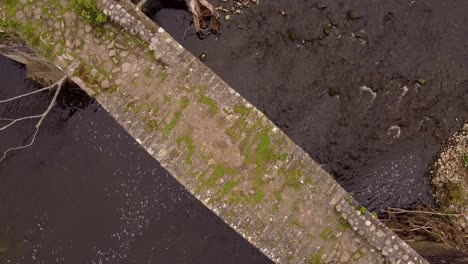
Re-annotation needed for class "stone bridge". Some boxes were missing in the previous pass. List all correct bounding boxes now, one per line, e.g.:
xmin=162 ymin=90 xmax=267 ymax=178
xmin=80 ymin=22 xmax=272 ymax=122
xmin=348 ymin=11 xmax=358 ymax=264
xmin=0 ymin=0 xmax=432 ymax=263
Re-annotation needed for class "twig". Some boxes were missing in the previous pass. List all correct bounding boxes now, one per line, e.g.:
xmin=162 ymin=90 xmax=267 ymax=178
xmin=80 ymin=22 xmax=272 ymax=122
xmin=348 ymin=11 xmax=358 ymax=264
xmin=385 ymin=207 xmax=464 ymax=217
xmin=0 ymin=76 xmax=67 ymax=162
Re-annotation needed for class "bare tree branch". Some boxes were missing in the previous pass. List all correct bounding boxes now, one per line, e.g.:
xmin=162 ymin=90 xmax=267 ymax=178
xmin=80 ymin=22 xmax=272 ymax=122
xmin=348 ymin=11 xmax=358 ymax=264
xmin=0 ymin=76 xmax=67 ymax=162
xmin=0 ymin=82 xmax=61 ymax=103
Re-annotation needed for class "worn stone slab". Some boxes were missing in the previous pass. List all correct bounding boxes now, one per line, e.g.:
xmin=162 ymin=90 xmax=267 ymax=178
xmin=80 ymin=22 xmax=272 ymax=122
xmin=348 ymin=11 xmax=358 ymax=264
xmin=0 ymin=0 xmax=429 ymax=263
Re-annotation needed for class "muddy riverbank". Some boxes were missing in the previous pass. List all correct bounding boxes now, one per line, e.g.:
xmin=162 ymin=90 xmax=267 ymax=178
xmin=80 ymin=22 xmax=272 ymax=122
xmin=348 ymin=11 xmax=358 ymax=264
xmin=0 ymin=56 xmax=271 ymax=263
xmin=145 ymin=0 xmax=468 ymax=212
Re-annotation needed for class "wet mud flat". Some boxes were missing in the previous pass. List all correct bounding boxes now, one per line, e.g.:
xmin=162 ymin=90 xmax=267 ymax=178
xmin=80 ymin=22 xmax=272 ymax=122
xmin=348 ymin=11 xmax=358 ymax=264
xmin=0 ymin=56 xmax=271 ymax=263
xmin=145 ymin=0 xmax=468 ymax=211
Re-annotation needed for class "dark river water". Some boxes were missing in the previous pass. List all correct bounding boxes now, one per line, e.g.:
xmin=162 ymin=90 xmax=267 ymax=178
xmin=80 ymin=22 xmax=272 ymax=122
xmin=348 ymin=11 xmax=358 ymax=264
xmin=144 ymin=0 xmax=468 ymax=211
xmin=0 ymin=56 xmax=271 ymax=263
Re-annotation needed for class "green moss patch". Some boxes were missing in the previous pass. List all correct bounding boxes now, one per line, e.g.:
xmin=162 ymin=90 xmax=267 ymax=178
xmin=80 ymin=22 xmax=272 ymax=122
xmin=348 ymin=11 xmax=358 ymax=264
xmin=176 ymin=135 xmax=195 ymax=165
xmin=319 ymin=226 xmax=333 ymax=240
xmin=70 ymin=0 xmax=108 ymax=27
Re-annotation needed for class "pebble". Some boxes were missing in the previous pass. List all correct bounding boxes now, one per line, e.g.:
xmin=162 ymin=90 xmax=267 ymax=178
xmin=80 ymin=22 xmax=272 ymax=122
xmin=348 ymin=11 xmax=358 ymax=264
xmin=101 ymin=79 xmax=110 ymax=89
xmin=122 ymin=62 xmax=131 ymax=73
xmin=107 ymin=41 xmax=115 ymax=49
xmin=340 ymin=252 xmax=350 ymax=262
xmin=109 ymin=49 xmax=117 ymax=57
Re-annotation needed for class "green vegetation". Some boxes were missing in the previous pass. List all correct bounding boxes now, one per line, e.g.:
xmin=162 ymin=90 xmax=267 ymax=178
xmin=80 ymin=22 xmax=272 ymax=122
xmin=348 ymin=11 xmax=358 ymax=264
xmin=463 ymin=155 xmax=468 ymax=168
xmin=253 ymin=189 xmax=265 ymax=203
xmin=0 ymin=242 xmax=6 ymax=254
xmin=0 ymin=20 xmax=61 ymax=61
xmin=284 ymin=169 xmax=303 ymax=190
xmin=354 ymin=250 xmax=365 ymax=259
xmin=70 ymin=0 xmax=108 ymax=27
xmin=319 ymin=226 xmax=333 ymax=240
xmin=338 ymin=216 xmax=351 ymax=230
xmin=158 ymin=70 xmax=168 ymax=82
xmin=233 ymin=104 xmax=252 ymax=115
xmin=289 ymin=31 xmax=297 ymax=41
xmin=308 ymin=250 xmax=323 ymax=264
xmin=198 ymin=94 xmax=219 ymax=115
xmin=163 ymin=98 xmax=189 ymax=136
xmin=176 ymin=135 xmax=195 ymax=165
xmin=255 ymin=130 xmax=274 ymax=168
xmin=446 ymin=182 xmax=465 ymax=206
xmin=217 ymin=179 xmax=239 ymax=198
xmin=359 ymin=206 xmax=367 ymax=214
xmin=196 ymin=164 xmax=237 ymax=194
xmin=290 ymin=219 xmax=303 ymax=228
xmin=144 ymin=117 xmax=158 ymax=132
xmin=2 ymin=0 xmax=19 ymax=16
xmin=144 ymin=68 xmax=152 ymax=78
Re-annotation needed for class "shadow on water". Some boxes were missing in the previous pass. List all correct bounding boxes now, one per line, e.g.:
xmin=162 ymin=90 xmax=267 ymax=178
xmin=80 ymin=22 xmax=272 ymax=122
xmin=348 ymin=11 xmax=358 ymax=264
xmin=0 ymin=55 xmax=271 ymax=264
xmin=144 ymin=0 xmax=468 ymax=212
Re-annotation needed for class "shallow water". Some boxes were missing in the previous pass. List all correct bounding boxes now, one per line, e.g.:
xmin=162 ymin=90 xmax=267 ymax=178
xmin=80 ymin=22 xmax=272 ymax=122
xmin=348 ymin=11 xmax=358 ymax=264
xmin=0 ymin=56 xmax=271 ymax=263
xmin=145 ymin=0 xmax=468 ymax=211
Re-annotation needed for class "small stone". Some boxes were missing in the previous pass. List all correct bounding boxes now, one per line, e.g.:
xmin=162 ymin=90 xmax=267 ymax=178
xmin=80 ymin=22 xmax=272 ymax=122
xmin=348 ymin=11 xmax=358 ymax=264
xmin=112 ymin=68 xmax=121 ymax=73
xmin=85 ymin=25 xmax=92 ymax=33
xmin=120 ymin=51 xmax=129 ymax=57
xmin=109 ymin=49 xmax=117 ymax=57
xmin=101 ymin=79 xmax=110 ymax=89
xmin=382 ymin=250 xmax=388 ymax=256
xmin=376 ymin=230 xmax=385 ymax=237
xmin=115 ymin=43 xmax=126 ymax=49
xmin=365 ymin=220 xmax=371 ymax=226
xmin=340 ymin=252 xmax=350 ymax=262
xmin=336 ymin=204 xmax=342 ymax=212
xmin=224 ymin=14 xmax=230 ymax=20
xmin=107 ymin=40 xmax=115 ymax=49
xmin=348 ymin=10 xmax=365 ymax=20
xmin=112 ymin=57 xmax=119 ymax=64
xmin=354 ymin=30 xmax=367 ymax=39
xmin=122 ymin=62 xmax=131 ymax=73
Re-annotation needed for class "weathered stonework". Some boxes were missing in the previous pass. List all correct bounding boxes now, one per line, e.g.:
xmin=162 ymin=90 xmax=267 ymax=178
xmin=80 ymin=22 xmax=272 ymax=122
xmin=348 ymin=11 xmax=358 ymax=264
xmin=0 ymin=0 xmax=429 ymax=263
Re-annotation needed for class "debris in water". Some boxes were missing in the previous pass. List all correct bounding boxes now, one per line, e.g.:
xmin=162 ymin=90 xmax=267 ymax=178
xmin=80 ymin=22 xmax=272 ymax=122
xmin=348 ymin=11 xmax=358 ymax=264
xmin=289 ymin=32 xmax=297 ymax=41
xmin=387 ymin=125 xmax=401 ymax=139
xmin=347 ymin=10 xmax=365 ymax=20
xmin=323 ymin=25 xmax=333 ymax=36
xmin=199 ymin=52 xmax=207 ymax=61
xmin=399 ymin=85 xmax=409 ymax=100
xmin=359 ymin=85 xmax=377 ymax=103
xmin=415 ymin=79 xmax=426 ymax=85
